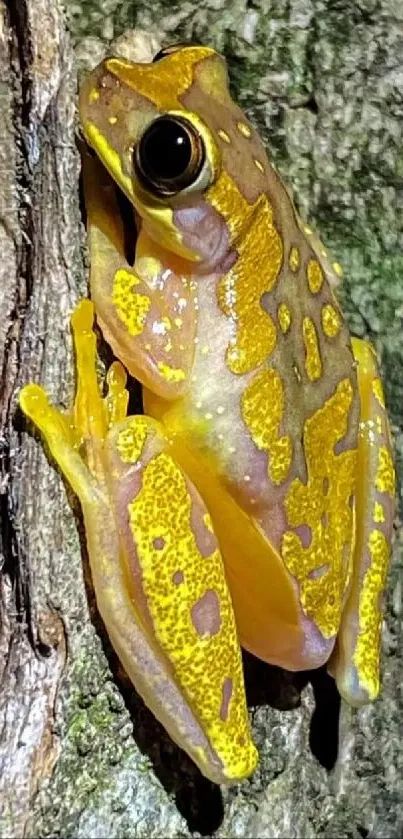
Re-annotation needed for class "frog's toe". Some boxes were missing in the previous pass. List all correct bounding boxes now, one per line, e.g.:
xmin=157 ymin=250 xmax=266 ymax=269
xmin=71 ymin=298 xmax=128 ymax=442
xmin=19 ymin=376 xmax=100 ymax=505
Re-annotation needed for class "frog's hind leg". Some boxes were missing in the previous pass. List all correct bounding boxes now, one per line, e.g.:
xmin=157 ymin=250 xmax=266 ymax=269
xmin=329 ymin=338 xmax=395 ymax=706
xmin=20 ymin=301 xmax=257 ymax=784
xmin=105 ymin=412 xmax=258 ymax=784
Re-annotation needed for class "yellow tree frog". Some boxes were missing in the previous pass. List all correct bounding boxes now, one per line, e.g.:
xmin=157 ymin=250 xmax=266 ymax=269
xmin=19 ymin=44 xmax=395 ymax=785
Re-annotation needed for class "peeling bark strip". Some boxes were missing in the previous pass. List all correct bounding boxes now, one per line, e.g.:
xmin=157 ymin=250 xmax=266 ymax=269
xmin=0 ymin=1 xmax=82 ymax=835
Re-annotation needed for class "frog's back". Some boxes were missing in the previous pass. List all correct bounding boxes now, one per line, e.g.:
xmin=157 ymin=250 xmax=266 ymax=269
xmin=176 ymin=47 xmax=360 ymax=481
xmin=77 ymin=41 xmax=392 ymax=694
xmin=176 ymin=50 xmax=360 ymax=511
xmin=131 ymin=46 xmax=361 ymax=667
xmin=173 ymin=53 xmax=361 ymax=658
xmin=158 ymin=188 xmax=360 ymax=666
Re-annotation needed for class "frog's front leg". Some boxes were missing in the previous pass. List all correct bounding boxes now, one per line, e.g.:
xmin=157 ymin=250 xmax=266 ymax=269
xmin=330 ymin=338 xmax=395 ymax=705
xmin=83 ymin=149 xmax=196 ymax=399
xmin=19 ymin=300 xmax=257 ymax=785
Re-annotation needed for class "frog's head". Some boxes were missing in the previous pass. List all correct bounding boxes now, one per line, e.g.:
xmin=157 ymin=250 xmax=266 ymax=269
xmin=80 ymin=44 xmax=267 ymax=273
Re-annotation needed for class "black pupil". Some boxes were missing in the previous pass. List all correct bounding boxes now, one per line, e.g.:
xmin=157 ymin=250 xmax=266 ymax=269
xmin=139 ymin=118 xmax=193 ymax=183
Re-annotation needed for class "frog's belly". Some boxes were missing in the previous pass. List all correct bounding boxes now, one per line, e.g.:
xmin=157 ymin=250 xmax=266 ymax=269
xmin=144 ymin=387 xmax=333 ymax=670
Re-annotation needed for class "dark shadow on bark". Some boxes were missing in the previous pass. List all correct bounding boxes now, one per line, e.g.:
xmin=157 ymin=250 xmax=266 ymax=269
xmin=308 ymin=666 xmax=341 ymax=771
xmin=243 ymin=650 xmax=306 ymax=711
xmin=243 ymin=653 xmax=341 ymax=772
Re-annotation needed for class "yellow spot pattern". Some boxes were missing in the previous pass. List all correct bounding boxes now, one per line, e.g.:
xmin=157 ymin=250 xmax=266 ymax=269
xmin=375 ymin=447 xmax=396 ymax=496
xmin=127 ymin=452 xmax=256 ymax=779
xmin=209 ymin=172 xmax=282 ymax=375
xmin=282 ymin=379 xmax=357 ymax=637
xmin=117 ymin=417 xmax=149 ymax=463
xmin=289 ymin=247 xmax=300 ymax=272
xmin=204 ymin=513 xmax=214 ymax=533
xmin=254 ymin=159 xmax=264 ymax=173
xmin=157 ymin=361 xmax=186 ymax=383
xmin=218 ymin=129 xmax=231 ymax=144
xmin=372 ymin=378 xmax=386 ymax=409
xmin=241 ymin=369 xmax=293 ymax=485
xmin=278 ymin=303 xmax=292 ymax=334
xmin=237 ymin=121 xmax=251 ymax=138
xmin=113 ymin=269 xmax=151 ymax=337
xmin=307 ymin=260 xmax=324 ymax=294
xmin=373 ymin=502 xmax=385 ymax=523
xmin=303 ymin=317 xmax=322 ymax=381
xmin=106 ymin=47 xmax=215 ymax=112
xmin=333 ymin=261 xmax=344 ymax=278
xmin=353 ymin=530 xmax=390 ymax=700
xmin=321 ymin=303 xmax=342 ymax=338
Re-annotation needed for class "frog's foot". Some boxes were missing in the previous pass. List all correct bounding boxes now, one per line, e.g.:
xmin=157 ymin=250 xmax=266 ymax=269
xmin=19 ymin=299 xmax=128 ymax=503
xmin=329 ymin=338 xmax=395 ymax=706
xmin=20 ymin=300 xmax=257 ymax=784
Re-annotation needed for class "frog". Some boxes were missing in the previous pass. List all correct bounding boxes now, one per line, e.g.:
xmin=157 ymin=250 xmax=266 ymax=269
xmin=19 ymin=43 xmax=396 ymax=785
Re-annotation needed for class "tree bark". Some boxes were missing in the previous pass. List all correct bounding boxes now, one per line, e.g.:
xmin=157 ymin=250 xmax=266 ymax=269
xmin=1 ymin=1 xmax=402 ymax=838
xmin=0 ymin=1 xmax=83 ymax=834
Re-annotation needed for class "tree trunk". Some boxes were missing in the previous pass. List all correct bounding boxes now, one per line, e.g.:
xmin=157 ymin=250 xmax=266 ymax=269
xmin=0 ymin=0 xmax=84 ymax=835
xmin=1 ymin=1 xmax=402 ymax=837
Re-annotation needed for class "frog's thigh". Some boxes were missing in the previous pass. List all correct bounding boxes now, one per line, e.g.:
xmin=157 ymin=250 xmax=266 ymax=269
xmin=103 ymin=414 xmax=257 ymax=783
xmin=329 ymin=338 xmax=395 ymax=706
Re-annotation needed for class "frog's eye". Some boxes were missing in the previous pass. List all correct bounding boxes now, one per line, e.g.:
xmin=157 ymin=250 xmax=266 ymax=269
xmin=134 ymin=115 xmax=205 ymax=197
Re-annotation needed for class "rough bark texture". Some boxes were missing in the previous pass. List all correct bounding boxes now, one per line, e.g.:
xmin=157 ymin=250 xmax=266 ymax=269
xmin=1 ymin=0 xmax=402 ymax=837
